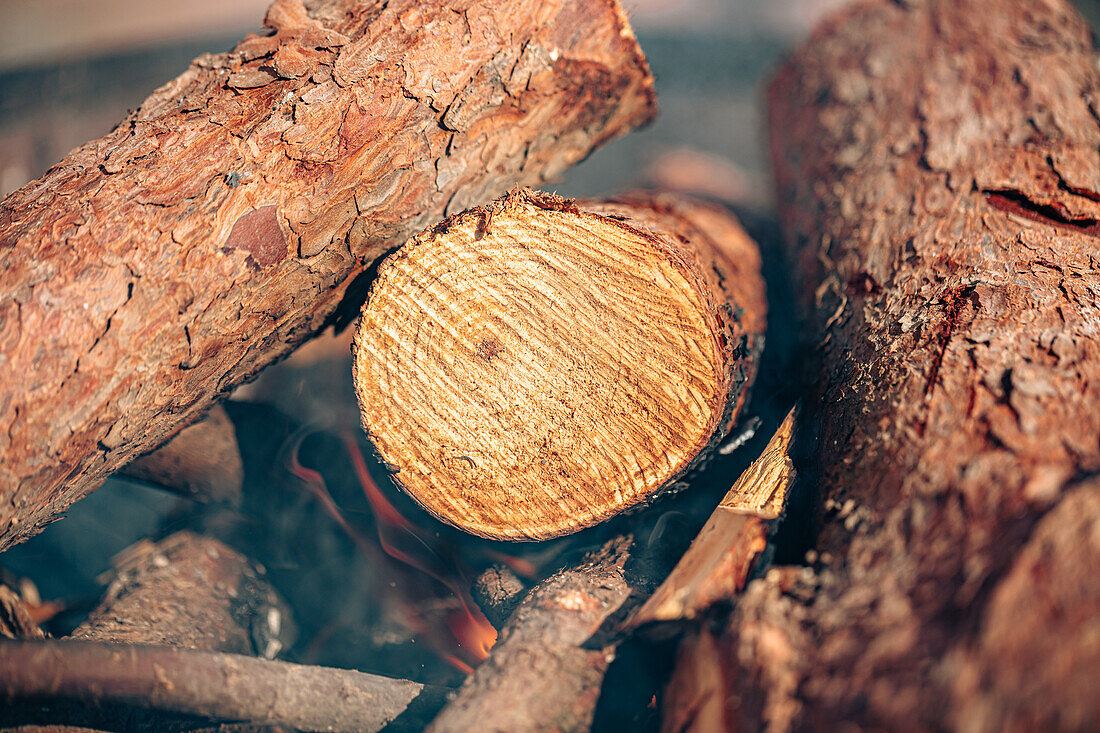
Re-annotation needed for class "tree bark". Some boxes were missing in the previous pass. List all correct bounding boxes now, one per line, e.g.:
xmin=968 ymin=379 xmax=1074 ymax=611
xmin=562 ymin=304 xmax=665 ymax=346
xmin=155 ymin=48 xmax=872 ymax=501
xmin=0 ymin=639 xmax=448 ymax=732
xmin=353 ymin=189 xmax=766 ymax=540
xmin=427 ymin=537 xmax=635 ymax=733
xmin=0 ymin=0 xmax=656 ymax=551
xmin=691 ymin=0 xmax=1100 ymax=730
xmin=71 ymin=531 xmax=293 ymax=658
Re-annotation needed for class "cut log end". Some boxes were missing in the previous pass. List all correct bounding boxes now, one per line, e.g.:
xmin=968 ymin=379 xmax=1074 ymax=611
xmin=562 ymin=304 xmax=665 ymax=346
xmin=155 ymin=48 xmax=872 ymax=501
xmin=353 ymin=189 xmax=764 ymax=541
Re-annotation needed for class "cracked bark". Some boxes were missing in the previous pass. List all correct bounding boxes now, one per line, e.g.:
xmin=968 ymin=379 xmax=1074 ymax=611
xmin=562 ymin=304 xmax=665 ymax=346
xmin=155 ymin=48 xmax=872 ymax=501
xmin=70 ymin=531 xmax=293 ymax=658
xmin=688 ymin=0 xmax=1100 ymax=730
xmin=0 ymin=0 xmax=656 ymax=551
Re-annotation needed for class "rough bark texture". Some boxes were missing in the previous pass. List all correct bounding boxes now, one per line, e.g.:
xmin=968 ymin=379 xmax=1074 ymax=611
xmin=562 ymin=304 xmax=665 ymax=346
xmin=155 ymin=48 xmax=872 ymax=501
xmin=120 ymin=404 xmax=244 ymax=505
xmin=0 ymin=639 xmax=448 ymax=732
xmin=71 ymin=531 xmax=293 ymax=658
xmin=427 ymin=537 xmax=635 ymax=733
xmin=717 ymin=0 xmax=1100 ymax=730
xmin=472 ymin=563 xmax=528 ymax=629
xmin=0 ymin=0 xmax=656 ymax=551
xmin=354 ymin=189 xmax=765 ymax=540
xmin=0 ymin=586 xmax=44 ymax=641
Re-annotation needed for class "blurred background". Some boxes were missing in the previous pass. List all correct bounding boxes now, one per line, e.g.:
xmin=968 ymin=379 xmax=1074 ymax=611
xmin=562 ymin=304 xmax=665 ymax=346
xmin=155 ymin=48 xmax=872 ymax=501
xmin=0 ymin=0 xmax=858 ymax=202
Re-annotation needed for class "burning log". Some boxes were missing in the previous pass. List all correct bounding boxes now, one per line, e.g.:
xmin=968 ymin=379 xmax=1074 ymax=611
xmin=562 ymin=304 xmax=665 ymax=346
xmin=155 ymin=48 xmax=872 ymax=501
xmin=71 ymin=531 xmax=292 ymax=658
xmin=0 ymin=0 xmax=657 ymax=552
xmin=427 ymin=537 xmax=636 ymax=733
xmin=674 ymin=0 xmax=1100 ymax=729
xmin=353 ymin=189 xmax=766 ymax=540
xmin=0 ymin=639 xmax=448 ymax=732
xmin=120 ymin=404 xmax=244 ymax=505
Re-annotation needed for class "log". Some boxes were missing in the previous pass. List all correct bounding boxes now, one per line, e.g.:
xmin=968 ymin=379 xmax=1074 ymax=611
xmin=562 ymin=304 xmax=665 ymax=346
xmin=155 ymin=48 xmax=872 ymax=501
xmin=119 ymin=404 xmax=244 ymax=505
xmin=471 ymin=563 xmax=528 ymax=629
xmin=0 ymin=586 xmax=44 ymax=641
xmin=0 ymin=0 xmax=657 ymax=551
xmin=0 ymin=639 xmax=448 ymax=732
xmin=353 ymin=189 xmax=766 ymax=540
xmin=686 ymin=0 xmax=1100 ymax=729
xmin=70 ymin=531 xmax=293 ymax=658
xmin=427 ymin=537 xmax=635 ymax=733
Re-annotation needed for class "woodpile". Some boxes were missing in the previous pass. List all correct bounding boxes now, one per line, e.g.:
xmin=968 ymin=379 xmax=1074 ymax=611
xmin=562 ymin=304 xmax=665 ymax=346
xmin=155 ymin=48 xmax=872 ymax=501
xmin=2 ymin=0 xmax=1100 ymax=730
xmin=0 ymin=0 xmax=655 ymax=552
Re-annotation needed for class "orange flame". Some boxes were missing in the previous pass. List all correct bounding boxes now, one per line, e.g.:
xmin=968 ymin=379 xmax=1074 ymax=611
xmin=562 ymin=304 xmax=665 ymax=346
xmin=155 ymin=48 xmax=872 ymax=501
xmin=285 ymin=430 xmax=497 ymax=672
xmin=342 ymin=433 xmax=497 ymax=663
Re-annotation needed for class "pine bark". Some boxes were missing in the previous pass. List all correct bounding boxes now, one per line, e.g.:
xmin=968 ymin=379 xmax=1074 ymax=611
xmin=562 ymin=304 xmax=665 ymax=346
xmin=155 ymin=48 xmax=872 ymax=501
xmin=353 ymin=189 xmax=766 ymax=540
xmin=0 ymin=0 xmax=656 ymax=551
xmin=688 ymin=0 xmax=1100 ymax=730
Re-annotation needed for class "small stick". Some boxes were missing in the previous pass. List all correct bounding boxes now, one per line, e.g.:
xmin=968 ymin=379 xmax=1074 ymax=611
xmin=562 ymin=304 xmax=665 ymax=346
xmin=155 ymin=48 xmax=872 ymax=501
xmin=0 ymin=639 xmax=448 ymax=733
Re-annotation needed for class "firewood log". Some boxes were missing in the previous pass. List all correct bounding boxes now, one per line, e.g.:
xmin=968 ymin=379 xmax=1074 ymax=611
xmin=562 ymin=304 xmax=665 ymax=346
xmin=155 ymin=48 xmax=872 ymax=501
xmin=120 ymin=404 xmax=244 ymax=505
xmin=0 ymin=0 xmax=656 ymax=551
xmin=428 ymin=537 xmax=635 ymax=733
xmin=672 ymin=0 xmax=1100 ymax=730
xmin=70 ymin=531 xmax=293 ymax=658
xmin=353 ymin=189 xmax=766 ymax=540
xmin=0 ymin=639 xmax=448 ymax=732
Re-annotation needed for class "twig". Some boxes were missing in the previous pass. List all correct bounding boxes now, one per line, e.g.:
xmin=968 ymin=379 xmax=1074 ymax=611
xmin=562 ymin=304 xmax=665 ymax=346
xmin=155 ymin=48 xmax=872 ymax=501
xmin=0 ymin=639 xmax=448 ymax=733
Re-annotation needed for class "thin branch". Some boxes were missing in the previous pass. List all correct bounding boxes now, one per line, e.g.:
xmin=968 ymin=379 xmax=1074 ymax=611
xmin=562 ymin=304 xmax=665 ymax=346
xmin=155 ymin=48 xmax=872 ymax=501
xmin=0 ymin=639 xmax=448 ymax=733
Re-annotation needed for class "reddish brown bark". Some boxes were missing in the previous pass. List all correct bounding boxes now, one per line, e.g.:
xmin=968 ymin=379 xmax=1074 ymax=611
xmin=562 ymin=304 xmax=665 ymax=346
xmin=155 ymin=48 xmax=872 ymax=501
xmin=686 ymin=0 xmax=1100 ymax=730
xmin=0 ymin=0 xmax=655 ymax=551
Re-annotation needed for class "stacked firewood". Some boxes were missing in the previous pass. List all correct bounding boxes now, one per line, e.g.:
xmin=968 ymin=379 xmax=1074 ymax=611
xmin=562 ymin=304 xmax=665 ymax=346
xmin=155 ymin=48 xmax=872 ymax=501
xmin=2 ymin=0 xmax=1099 ymax=730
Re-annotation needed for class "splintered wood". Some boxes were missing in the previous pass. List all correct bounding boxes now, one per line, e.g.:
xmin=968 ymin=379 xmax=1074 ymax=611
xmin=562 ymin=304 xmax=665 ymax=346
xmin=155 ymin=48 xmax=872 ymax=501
xmin=630 ymin=407 xmax=796 ymax=627
xmin=0 ymin=0 xmax=656 ymax=552
xmin=428 ymin=538 xmax=636 ymax=733
xmin=353 ymin=189 xmax=765 ymax=540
